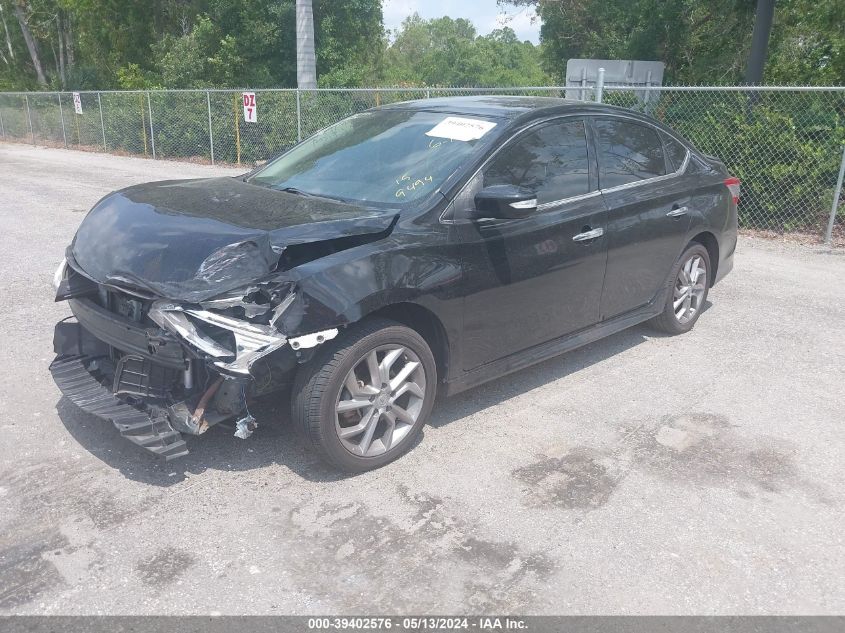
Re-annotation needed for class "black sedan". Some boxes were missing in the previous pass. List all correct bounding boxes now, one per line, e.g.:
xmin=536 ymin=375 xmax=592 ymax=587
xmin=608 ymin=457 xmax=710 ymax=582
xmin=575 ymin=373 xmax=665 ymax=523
xmin=51 ymin=96 xmax=739 ymax=471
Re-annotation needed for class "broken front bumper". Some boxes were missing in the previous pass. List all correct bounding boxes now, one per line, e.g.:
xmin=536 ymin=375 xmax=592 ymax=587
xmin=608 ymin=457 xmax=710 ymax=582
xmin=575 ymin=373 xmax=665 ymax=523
xmin=50 ymin=351 xmax=190 ymax=460
xmin=51 ymin=295 xmax=339 ymax=460
xmin=49 ymin=311 xmax=250 ymax=460
xmin=50 ymin=257 xmax=343 ymax=459
xmin=50 ymin=316 xmax=221 ymax=459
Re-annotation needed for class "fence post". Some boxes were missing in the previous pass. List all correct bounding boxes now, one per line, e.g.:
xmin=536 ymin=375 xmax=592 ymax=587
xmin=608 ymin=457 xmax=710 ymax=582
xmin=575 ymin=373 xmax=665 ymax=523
xmin=579 ymin=67 xmax=587 ymax=101
xmin=296 ymin=89 xmax=302 ymax=142
xmin=25 ymin=94 xmax=34 ymax=144
xmin=98 ymin=92 xmax=107 ymax=150
xmin=147 ymin=91 xmax=156 ymax=159
xmin=595 ymin=67 xmax=605 ymax=103
xmin=0 ymin=100 xmax=6 ymax=140
xmin=206 ymin=90 xmax=215 ymax=165
xmin=824 ymin=146 xmax=845 ymax=246
xmin=425 ymin=89 xmax=431 ymax=99
xmin=73 ymin=99 xmax=80 ymax=145
xmin=57 ymin=93 xmax=67 ymax=148
xmin=140 ymin=94 xmax=148 ymax=156
xmin=233 ymin=93 xmax=242 ymax=166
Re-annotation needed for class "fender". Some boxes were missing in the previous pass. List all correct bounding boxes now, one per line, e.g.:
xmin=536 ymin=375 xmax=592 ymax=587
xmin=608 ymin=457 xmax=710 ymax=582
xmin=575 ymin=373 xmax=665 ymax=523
xmin=274 ymin=236 xmax=465 ymax=348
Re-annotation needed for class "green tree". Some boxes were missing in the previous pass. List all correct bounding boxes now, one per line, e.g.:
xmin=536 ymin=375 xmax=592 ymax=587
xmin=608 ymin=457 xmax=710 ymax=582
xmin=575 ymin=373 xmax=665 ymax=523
xmin=0 ymin=0 xmax=384 ymax=89
xmin=475 ymin=27 xmax=549 ymax=86
xmin=314 ymin=0 xmax=384 ymax=86
xmin=152 ymin=15 xmax=245 ymax=88
xmin=381 ymin=13 xmax=548 ymax=86
xmin=504 ymin=0 xmax=755 ymax=83
xmin=58 ymin=0 xmax=206 ymax=88
xmin=765 ymin=0 xmax=845 ymax=85
xmin=504 ymin=0 xmax=844 ymax=85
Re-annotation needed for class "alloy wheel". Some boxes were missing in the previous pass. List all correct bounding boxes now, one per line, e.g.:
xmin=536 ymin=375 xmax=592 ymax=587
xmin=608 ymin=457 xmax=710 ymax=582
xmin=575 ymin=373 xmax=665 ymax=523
xmin=673 ymin=254 xmax=707 ymax=324
xmin=334 ymin=344 xmax=427 ymax=457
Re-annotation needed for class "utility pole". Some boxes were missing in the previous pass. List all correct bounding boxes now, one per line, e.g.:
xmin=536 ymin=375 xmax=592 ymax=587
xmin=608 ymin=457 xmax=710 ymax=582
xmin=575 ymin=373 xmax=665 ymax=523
xmin=296 ymin=0 xmax=317 ymax=89
xmin=744 ymin=0 xmax=775 ymax=84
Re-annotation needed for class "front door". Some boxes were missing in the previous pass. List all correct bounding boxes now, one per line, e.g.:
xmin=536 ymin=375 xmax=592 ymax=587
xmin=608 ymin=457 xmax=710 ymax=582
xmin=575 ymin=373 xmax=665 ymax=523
xmin=455 ymin=117 xmax=609 ymax=370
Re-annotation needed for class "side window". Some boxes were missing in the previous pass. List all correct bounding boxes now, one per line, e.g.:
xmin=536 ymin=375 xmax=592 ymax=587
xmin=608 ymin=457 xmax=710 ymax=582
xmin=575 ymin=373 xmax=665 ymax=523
xmin=594 ymin=119 xmax=666 ymax=188
xmin=661 ymin=132 xmax=689 ymax=172
xmin=483 ymin=119 xmax=590 ymax=205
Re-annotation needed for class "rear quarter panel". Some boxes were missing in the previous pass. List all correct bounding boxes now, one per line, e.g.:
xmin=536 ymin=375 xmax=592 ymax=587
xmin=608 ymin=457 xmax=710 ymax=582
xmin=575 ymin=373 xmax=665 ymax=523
xmin=684 ymin=163 xmax=737 ymax=284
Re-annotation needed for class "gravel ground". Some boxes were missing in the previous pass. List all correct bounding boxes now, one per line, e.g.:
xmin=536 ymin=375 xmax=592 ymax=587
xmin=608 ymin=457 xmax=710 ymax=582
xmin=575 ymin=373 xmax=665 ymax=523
xmin=1 ymin=143 xmax=844 ymax=615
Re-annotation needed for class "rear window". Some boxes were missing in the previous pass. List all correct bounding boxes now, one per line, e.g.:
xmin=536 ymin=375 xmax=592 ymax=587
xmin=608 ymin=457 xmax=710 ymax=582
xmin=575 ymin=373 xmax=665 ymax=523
xmin=661 ymin=132 xmax=690 ymax=172
xmin=594 ymin=119 xmax=666 ymax=188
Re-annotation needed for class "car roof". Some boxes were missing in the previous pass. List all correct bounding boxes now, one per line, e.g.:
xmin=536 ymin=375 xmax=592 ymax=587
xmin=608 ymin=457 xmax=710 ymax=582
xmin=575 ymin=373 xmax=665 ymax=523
xmin=378 ymin=95 xmax=631 ymax=122
xmin=378 ymin=95 xmax=691 ymax=146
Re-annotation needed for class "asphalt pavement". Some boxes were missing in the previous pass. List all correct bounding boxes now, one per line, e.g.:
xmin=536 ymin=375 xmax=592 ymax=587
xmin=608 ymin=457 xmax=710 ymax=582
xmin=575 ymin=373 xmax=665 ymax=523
xmin=0 ymin=143 xmax=843 ymax=614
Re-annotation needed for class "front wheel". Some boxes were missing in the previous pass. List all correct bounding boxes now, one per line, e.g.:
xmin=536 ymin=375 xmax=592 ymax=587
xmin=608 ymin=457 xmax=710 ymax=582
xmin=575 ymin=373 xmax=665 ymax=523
xmin=291 ymin=318 xmax=437 ymax=472
xmin=649 ymin=243 xmax=711 ymax=335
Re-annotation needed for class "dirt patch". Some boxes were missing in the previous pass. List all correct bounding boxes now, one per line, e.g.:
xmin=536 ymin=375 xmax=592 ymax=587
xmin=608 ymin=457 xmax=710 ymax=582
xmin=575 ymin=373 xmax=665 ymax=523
xmin=135 ymin=547 xmax=196 ymax=588
xmin=512 ymin=449 xmax=619 ymax=510
xmin=284 ymin=486 xmax=554 ymax=612
xmin=0 ymin=530 xmax=68 ymax=610
xmin=513 ymin=413 xmax=832 ymax=510
xmin=0 ymin=461 xmax=163 ymax=608
xmin=624 ymin=413 xmax=803 ymax=495
xmin=740 ymin=227 xmax=844 ymax=248
xmin=0 ymin=462 xmax=156 ymax=531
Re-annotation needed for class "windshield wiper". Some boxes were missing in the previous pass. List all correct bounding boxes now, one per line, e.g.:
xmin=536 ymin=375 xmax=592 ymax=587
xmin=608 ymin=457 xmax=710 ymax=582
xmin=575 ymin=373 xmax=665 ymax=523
xmin=275 ymin=186 xmax=314 ymax=197
xmin=254 ymin=181 xmax=355 ymax=204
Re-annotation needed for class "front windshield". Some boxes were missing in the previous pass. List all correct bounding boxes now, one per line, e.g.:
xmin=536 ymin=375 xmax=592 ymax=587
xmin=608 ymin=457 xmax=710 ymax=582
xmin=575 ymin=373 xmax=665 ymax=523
xmin=247 ymin=109 xmax=500 ymax=206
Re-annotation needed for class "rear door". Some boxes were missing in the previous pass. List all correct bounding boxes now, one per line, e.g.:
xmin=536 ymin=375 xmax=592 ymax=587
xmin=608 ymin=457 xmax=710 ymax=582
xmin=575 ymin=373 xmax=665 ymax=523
xmin=591 ymin=117 xmax=692 ymax=320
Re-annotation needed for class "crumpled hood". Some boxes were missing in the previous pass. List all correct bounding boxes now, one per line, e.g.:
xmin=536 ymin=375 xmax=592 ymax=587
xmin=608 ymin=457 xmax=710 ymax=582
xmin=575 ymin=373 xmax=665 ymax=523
xmin=69 ymin=177 xmax=397 ymax=301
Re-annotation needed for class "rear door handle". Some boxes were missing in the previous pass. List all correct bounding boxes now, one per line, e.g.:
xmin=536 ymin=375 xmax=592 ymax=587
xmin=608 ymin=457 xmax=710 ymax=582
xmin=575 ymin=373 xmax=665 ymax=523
xmin=667 ymin=206 xmax=688 ymax=217
xmin=573 ymin=227 xmax=604 ymax=242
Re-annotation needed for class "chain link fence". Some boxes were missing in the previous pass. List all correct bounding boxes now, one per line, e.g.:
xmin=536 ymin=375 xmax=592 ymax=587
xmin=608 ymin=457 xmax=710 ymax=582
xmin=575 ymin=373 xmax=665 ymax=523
xmin=1 ymin=86 xmax=843 ymax=243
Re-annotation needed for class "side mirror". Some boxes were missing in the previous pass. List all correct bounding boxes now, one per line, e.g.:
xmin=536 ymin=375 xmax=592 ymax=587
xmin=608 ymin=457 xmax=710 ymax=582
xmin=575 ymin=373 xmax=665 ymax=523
xmin=474 ymin=184 xmax=538 ymax=219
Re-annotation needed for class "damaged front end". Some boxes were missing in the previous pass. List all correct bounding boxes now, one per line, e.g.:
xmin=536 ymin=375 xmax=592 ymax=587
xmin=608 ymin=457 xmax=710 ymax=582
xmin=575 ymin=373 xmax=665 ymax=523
xmin=49 ymin=179 xmax=398 ymax=459
xmin=50 ymin=260 xmax=337 ymax=460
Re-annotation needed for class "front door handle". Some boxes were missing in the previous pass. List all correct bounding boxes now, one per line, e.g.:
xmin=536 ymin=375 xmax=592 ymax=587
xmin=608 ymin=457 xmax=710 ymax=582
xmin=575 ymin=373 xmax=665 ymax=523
xmin=667 ymin=206 xmax=688 ymax=217
xmin=573 ymin=227 xmax=604 ymax=242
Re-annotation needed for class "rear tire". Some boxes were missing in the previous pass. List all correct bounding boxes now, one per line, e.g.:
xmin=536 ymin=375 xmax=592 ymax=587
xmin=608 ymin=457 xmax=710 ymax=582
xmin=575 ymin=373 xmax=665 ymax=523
xmin=649 ymin=243 xmax=711 ymax=335
xmin=291 ymin=318 xmax=437 ymax=472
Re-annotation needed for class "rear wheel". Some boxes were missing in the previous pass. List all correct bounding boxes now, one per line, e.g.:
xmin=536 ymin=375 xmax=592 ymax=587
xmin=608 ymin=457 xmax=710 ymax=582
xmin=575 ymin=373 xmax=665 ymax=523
xmin=649 ymin=243 xmax=711 ymax=335
xmin=291 ymin=318 xmax=437 ymax=472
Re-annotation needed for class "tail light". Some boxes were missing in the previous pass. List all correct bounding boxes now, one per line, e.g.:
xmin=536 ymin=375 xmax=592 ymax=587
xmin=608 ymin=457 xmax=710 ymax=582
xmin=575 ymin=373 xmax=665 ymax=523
xmin=724 ymin=177 xmax=741 ymax=204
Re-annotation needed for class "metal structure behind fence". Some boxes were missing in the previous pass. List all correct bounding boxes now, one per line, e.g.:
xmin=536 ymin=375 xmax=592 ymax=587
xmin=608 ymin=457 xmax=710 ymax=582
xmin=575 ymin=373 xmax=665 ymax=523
xmin=1 ymin=85 xmax=843 ymax=242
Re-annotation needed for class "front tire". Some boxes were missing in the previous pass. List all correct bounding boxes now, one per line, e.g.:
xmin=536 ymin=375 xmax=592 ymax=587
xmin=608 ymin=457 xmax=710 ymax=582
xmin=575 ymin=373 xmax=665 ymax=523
xmin=649 ymin=243 xmax=711 ymax=335
xmin=291 ymin=318 xmax=437 ymax=472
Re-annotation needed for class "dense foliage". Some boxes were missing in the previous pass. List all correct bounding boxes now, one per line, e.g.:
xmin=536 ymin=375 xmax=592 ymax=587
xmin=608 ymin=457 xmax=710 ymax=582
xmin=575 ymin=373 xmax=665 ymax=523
xmin=505 ymin=0 xmax=844 ymax=85
xmin=0 ymin=0 xmax=385 ymax=90
xmin=3 ymin=0 xmax=841 ymax=91
xmin=0 ymin=1 xmax=548 ymax=90
xmin=381 ymin=14 xmax=547 ymax=87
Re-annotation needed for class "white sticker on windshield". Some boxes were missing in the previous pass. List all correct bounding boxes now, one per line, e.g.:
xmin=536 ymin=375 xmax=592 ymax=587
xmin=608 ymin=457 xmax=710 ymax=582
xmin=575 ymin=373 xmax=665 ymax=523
xmin=425 ymin=116 xmax=497 ymax=142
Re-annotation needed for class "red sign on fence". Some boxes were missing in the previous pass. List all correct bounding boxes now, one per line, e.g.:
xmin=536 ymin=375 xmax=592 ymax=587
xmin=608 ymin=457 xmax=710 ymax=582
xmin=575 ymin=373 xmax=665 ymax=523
xmin=242 ymin=92 xmax=257 ymax=123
